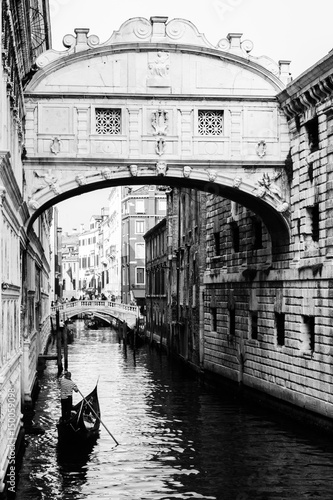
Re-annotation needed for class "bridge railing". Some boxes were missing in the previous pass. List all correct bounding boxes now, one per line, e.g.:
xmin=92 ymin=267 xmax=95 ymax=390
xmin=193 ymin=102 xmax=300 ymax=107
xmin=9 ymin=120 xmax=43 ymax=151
xmin=51 ymin=300 xmax=139 ymax=315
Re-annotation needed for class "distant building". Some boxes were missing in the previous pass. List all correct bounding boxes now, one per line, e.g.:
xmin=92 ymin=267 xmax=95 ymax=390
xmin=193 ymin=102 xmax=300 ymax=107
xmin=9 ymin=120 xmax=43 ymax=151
xmin=121 ymin=185 xmax=166 ymax=308
xmin=61 ymin=232 xmax=79 ymax=299
xmin=144 ymin=218 xmax=168 ymax=343
xmin=101 ymin=187 xmax=122 ymax=300
xmin=78 ymin=214 xmax=104 ymax=297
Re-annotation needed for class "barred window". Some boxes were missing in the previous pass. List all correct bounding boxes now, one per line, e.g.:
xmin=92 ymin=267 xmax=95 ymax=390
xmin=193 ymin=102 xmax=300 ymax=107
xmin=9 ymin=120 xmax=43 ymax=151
xmin=198 ymin=110 xmax=224 ymax=135
xmin=95 ymin=108 xmax=121 ymax=135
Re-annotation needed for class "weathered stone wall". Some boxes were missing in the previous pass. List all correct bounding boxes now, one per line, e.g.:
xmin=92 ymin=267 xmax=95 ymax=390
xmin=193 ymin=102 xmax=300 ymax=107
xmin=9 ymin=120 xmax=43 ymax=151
xmin=202 ymin=51 xmax=333 ymax=424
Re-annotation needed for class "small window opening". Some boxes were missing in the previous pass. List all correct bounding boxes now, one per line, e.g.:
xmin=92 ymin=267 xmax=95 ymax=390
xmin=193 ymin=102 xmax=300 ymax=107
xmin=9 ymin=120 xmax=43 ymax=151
xmin=230 ymin=222 xmax=240 ymax=252
xmin=252 ymin=218 xmax=263 ymax=250
xmin=229 ymin=308 xmax=236 ymax=336
xmin=214 ymin=231 xmax=221 ymax=256
xmin=250 ymin=311 xmax=258 ymax=340
xmin=306 ymin=116 xmax=319 ymax=153
xmin=276 ymin=312 xmax=285 ymax=346
xmin=211 ymin=307 xmax=217 ymax=331
xmin=301 ymin=315 xmax=315 ymax=352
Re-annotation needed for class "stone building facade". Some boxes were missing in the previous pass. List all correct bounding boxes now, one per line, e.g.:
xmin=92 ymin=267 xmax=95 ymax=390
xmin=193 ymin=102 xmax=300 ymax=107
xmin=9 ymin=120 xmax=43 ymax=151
xmin=0 ymin=1 xmax=52 ymax=496
xmin=145 ymin=49 xmax=333 ymax=429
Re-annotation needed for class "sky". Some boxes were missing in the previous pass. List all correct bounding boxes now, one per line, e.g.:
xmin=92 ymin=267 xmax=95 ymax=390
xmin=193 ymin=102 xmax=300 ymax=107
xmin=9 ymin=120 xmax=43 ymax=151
xmin=51 ymin=0 xmax=333 ymax=232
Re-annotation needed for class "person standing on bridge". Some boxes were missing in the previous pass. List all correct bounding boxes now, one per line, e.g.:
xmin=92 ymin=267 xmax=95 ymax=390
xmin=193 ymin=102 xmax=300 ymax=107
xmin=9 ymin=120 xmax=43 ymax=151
xmin=59 ymin=371 xmax=78 ymax=421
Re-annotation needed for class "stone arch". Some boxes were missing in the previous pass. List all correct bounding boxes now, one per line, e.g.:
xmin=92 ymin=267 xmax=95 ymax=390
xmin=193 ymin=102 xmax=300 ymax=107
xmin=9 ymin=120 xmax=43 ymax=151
xmin=26 ymin=166 xmax=290 ymax=251
xmin=24 ymin=16 xmax=291 ymax=251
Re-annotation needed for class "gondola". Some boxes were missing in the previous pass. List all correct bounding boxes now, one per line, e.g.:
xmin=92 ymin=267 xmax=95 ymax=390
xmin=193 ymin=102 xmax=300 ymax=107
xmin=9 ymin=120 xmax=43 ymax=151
xmin=57 ymin=385 xmax=100 ymax=443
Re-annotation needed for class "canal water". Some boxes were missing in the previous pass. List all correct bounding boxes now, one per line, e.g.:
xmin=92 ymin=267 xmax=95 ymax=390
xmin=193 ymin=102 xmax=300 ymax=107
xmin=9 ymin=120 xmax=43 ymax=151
xmin=14 ymin=321 xmax=333 ymax=499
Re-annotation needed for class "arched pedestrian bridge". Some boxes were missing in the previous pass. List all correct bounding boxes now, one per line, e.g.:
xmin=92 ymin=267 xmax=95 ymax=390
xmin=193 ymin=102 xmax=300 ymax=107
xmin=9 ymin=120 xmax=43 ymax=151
xmin=52 ymin=300 xmax=139 ymax=329
xmin=23 ymin=16 xmax=292 ymax=250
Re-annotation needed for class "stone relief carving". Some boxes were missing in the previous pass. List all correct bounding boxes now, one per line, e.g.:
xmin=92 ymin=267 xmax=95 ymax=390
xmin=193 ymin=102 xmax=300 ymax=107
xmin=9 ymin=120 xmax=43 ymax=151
xmin=151 ymin=110 xmax=168 ymax=135
xmin=148 ymin=52 xmax=170 ymax=78
xmin=101 ymin=168 xmax=113 ymax=180
xmin=0 ymin=186 xmax=6 ymax=203
xmin=50 ymin=137 xmax=62 ymax=155
xmin=183 ymin=166 xmax=192 ymax=178
xmin=233 ymin=176 xmax=243 ymax=188
xmin=156 ymin=161 xmax=167 ymax=176
xmin=32 ymin=170 xmax=62 ymax=195
xmin=207 ymin=170 xmax=217 ymax=182
xmin=256 ymin=140 xmax=267 ymax=158
xmin=129 ymin=164 xmax=138 ymax=176
xmin=253 ymin=170 xmax=289 ymax=211
xmin=28 ymin=198 xmax=40 ymax=210
xmin=155 ymin=137 xmax=165 ymax=156
xmin=75 ymin=174 xmax=87 ymax=186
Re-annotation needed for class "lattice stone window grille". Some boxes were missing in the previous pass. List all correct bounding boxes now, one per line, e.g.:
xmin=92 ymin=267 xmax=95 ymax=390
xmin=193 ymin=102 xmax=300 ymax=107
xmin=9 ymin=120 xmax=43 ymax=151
xmin=95 ymin=108 xmax=121 ymax=135
xmin=198 ymin=110 xmax=224 ymax=135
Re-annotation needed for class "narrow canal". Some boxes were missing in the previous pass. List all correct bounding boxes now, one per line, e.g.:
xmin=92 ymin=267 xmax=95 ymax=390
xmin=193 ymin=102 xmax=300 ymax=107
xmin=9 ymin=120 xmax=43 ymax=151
xmin=14 ymin=321 xmax=333 ymax=499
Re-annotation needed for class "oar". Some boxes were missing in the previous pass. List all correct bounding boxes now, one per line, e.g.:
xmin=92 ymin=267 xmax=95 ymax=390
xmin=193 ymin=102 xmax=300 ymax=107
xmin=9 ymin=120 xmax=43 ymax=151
xmin=77 ymin=388 xmax=119 ymax=446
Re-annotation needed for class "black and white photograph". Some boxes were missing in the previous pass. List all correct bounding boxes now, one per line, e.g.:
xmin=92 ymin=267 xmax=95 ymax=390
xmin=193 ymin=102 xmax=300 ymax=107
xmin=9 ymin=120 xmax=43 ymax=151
xmin=1 ymin=1 xmax=333 ymax=499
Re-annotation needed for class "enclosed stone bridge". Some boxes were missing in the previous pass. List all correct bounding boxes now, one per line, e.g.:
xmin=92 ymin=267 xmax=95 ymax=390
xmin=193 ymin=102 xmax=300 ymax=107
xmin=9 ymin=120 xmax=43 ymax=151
xmin=23 ymin=16 xmax=292 ymax=249
xmin=52 ymin=300 xmax=139 ymax=328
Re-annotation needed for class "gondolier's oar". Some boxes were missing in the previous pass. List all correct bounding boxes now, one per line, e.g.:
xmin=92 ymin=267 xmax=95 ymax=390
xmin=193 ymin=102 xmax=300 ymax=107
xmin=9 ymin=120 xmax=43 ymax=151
xmin=77 ymin=388 xmax=119 ymax=446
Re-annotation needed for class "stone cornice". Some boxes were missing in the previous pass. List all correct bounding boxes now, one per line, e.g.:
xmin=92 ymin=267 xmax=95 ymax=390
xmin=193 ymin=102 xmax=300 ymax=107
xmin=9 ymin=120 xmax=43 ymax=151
xmin=277 ymin=51 xmax=333 ymax=119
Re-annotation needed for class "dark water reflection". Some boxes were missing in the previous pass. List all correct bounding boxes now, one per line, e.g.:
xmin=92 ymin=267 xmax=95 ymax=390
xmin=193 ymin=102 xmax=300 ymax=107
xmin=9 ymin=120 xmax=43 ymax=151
xmin=15 ymin=322 xmax=333 ymax=499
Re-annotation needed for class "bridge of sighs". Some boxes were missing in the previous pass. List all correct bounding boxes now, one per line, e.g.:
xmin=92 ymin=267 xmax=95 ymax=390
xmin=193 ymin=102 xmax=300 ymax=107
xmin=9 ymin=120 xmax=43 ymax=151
xmin=23 ymin=16 xmax=291 ymax=249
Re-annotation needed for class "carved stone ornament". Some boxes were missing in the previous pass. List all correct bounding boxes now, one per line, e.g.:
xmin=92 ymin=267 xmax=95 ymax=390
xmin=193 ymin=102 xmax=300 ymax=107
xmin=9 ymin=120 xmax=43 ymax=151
xmin=207 ymin=170 xmax=217 ymax=182
xmin=256 ymin=140 xmax=267 ymax=158
xmin=253 ymin=172 xmax=283 ymax=200
xmin=50 ymin=137 xmax=62 ymax=155
xmin=233 ymin=176 xmax=242 ymax=188
xmin=156 ymin=161 xmax=167 ymax=176
xmin=28 ymin=197 xmax=40 ymax=210
xmin=151 ymin=109 xmax=168 ymax=135
xmin=75 ymin=174 xmax=87 ymax=186
xmin=183 ymin=166 xmax=192 ymax=178
xmin=129 ymin=164 xmax=138 ymax=177
xmin=155 ymin=137 xmax=165 ymax=156
xmin=32 ymin=169 xmax=62 ymax=195
xmin=276 ymin=201 xmax=289 ymax=212
xmin=101 ymin=168 xmax=112 ymax=180
xmin=0 ymin=185 xmax=6 ymax=203
xmin=148 ymin=51 xmax=170 ymax=78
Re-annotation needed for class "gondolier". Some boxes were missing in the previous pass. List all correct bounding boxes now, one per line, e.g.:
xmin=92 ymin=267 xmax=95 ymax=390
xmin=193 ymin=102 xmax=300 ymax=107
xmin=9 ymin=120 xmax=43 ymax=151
xmin=59 ymin=371 xmax=78 ymax=421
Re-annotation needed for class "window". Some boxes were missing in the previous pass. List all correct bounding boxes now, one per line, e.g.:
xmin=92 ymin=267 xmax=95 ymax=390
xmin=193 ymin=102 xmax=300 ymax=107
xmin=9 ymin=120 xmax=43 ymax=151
xmin=136 ymin=220 xmax=145 ymax=234
xmin=95 ymin=108 xmax=121 ymax=135
xmin=252 ymin=218 xmax=263 ymax=250
xmin=276 ymin=312 xmax=285 ymax=346
xmin=230 ymin=222 xmax=240 ymax=252
xmin=136 ymin=267 xmax=145 ymax=284
xmin=214 ymin=231 xmax=221 ymax=256
xmin=135 ymin=243 xmax=145 ymax=259
xmin=250 ymin=311 xmax=258 ymax=340
xmin=305 ymin=116 xmax=319 ymax=153
xmin=310 ymin=204 xmax=320 ymax=242
xmin=136 ymin=200 xmax=145 ymax=213
xmin=301 ymin=315 xmax=315 ymax=352
xmin=229 ymin=308 xmax=235 ymax=336
xmin=159 ymin=199 xmax=167 ymax=212
xmin=210 ymin=307 xmax=217 ymax=331
xmin=198 ymin=110 xmax=224 ymax=135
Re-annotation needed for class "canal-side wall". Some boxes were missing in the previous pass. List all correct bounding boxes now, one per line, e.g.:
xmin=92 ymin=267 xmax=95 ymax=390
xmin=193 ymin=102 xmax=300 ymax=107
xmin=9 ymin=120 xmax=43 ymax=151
xmin=202 ymin=50 xmax=333 ymax=429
